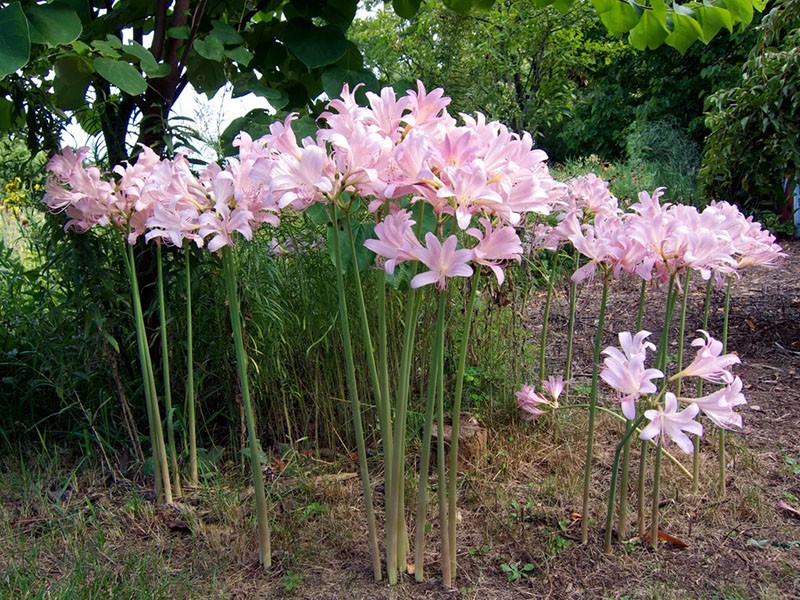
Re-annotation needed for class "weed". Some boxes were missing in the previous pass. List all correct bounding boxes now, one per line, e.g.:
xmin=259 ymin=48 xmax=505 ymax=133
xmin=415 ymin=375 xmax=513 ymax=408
xmin=283 ymin=570 xmax=304 ymax=594
xmin=499 ymin=561 xmax=535 ymax=582
xmin=783 ymin=455 xmax=800 ymax=476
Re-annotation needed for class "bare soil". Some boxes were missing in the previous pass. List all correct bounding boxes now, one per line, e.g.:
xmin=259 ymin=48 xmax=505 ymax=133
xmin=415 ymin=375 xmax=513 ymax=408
xmin=2 ymin=241 xmax=799 ymax=600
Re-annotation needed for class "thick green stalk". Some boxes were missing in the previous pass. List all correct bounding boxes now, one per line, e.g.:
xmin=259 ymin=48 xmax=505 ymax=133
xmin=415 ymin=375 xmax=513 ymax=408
xmin=125 ymin=244 xmax=172 ymax=504
xmin=604 ymin=413 xmax=646 ymax=552
xmin=580 ymin=273 xmax=610 ymax=544
xmin=386 ymin=287 xmax=420 ymax=584
xmin=719 ymin=277 xmax=733 ymax=496
xmin=539 ymin=252 xmax=560 ymax=385
xmin=650 ymin=442 xmax=664 ymax=549
xmin=617 ymin=279 xmax=648 ymax=540
xmin=433 ymin=293 xmax=451 ymax=587
xmin=639 ymin=274 xmax=677 ymax=534
xmin=327 ymin=213 xmax=381 ymax=582
xmin=156 ymin=244 xmax=182 ymax=497
xmin=221 ymin=247 xmax=271 ymax=570
xmin=675 ymin=269 xmax=692 ymax=398
xmin=185 ymin=249 xmax=198 ymax=486
xmin=414 ymin=303 xmax=444 ymax=582
xmin=344 ymin=213 xmax=390 ymax=460
xmin=693 ymin=278 xmax=713 ymax=491
xmin=564 ymin=252 xmax=580 ymax=402
xmin=446 ymin=270 xmax=481 ymax=580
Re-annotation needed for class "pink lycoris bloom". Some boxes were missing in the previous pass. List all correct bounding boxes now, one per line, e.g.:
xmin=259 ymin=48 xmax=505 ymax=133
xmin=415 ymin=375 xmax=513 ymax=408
xmin=601 ymin=331 xmax=663 ymax=419
xmin=639 ymin=393 xmax=703 ymax=454
xmin=363 ymin=209 xmax=423 ymax=274
xmin=410 ymin=233 xmax=474 ymax=291
xmin=672 ymin=330 xmax=740 ymax=384
xmin=466 ymin=218 xmax=522 ymax=285
xmin=515 ymin=385 xmax=549 ymax=420
xmin=542 ymin=375 xmax=565 ymax=406
xmin=690 ymin=376 xmax=746 ymax=429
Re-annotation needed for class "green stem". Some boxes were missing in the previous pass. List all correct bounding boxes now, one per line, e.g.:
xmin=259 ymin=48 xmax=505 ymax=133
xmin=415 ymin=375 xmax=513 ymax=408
xmin=604 ymin=414 xmax=646 ymax=552
xmin=125 ymin=243 xmax=172 ymax=504
xmin=414 ymin=298 xmax=444 ymax=582
xmin=387 ymin=287 xmax=420 ymax=584
xmin=675 ymin=270 xmax=692 ymax=398
xmin=719 ymin=277 xmax=732 ymax=496
xmin=328 ymin=211 xmax=381 ymax=582
xmin=446 ymin=270 xmax=480 ymax=580
xmin=434 ymin=293 xmax=452 ymax=588
xmin=617 ymin=279 xmax=648 ymax=541
xmin=185 ymin=249 xmax=198 ymax=486
xmin=580 ymin=272 xmax=610 ymax=544
xmin=650 ymin=442 xmax=663 ymax=549
xmin=221 ymin=246 xmax=271 ymax=570
xmin=156 ymin=244 xmax=182 ymax=497
xmin=693 ymin=278 xmax=713 ymax=492
xmin=639 ymin=273 xmax=677 ymax=534
xmin=564 ymin=252 xmax=580 ymax=403
xmin=122 ymin=245 xmax=162 ymax=500
xmin=539 ymin=252 xmax=560 ymax=385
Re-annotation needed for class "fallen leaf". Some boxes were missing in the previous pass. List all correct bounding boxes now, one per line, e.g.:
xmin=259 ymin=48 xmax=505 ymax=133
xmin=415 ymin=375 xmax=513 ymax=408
xmin=639 ymin=529 xmax=688 ymax=548
xmin=570 ymin=512 xmax=581 ymax=521
xmin=745 ymin=317 xmax=757 ymax=331
xmin=406 ymin=563 xmax=415 ymax=575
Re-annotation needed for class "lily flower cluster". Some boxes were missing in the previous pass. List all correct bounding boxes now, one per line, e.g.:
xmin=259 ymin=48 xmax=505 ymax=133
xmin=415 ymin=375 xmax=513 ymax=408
xmin=237 ymin=82 xmax=564 ymax=290
xmin=516 ymin=375 xmax=565 ymax=420
xmin=600 ymin=329 xmax=745 ymax=453
xmin=544 ymin=178 xmax=784 ymax=286
xmin=44 ymin=143 xmax=281 ymax=250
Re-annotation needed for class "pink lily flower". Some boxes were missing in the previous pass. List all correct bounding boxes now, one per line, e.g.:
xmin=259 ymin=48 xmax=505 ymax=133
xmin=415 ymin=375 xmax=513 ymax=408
xmin=639 ymin=393 xmax=703 ymax=454
xmin=672 ymin=330 xmax=740 ymax=384
xmin=690 ymin=376 xmax=746 ymax=429
xmin=363 ymin=209 xmax=423 ymax=275
xmin=542 ymin=375 xmax=565 ymax=406
xmin=515 ymin=385 xmax=550 ymax=420
xmin=600 ymin=351 xmax=664 ymax=420
xmin=466 ymin=218 xmax=522 ymax=285
xmin=410 ymin=233 xmax=474 ymax=291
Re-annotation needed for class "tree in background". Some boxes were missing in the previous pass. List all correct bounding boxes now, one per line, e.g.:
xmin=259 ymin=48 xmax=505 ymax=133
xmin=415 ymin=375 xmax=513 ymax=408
xmin=701 ymin=0 xmax=800 ymax=216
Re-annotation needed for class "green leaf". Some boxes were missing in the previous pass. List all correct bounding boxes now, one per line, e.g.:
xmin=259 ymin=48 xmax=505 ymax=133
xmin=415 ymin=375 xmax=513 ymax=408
xmin=665 ymin=12 xmax=703 ymax=53
xmin=211 ymin=20 xmax=244 ymax=45
xmin=92 ymin=57 xmax=147 ymax=95
xmin=25 ymin=2 xmax=82 ymax=46
xmin=694 ymin=5 xmax=734 ymax=43
xmin=220 ymin=109 xmax=277 ymax=156
xmin=74 ymin=106 xmax=102 ymax=135
xmin=321 ymin=66 xmax=378 ymax=101
xmin=280 ymin=21 xmax=348 ymax=70
xmin=628 ymin=0 xmax=669 ymax=50
xmin=591 ymin=0 xmax=639 ymax=34
xmin=167 ymin=25 xmax=190 ymax=40
xmin=722 ymin=0 xmax=754 ymax=28
xmin=392 ymin=0 xmax=422 ymax=18
xmin=305 ymin=202 xmax=330 ymax=226
xmin=245 ymin=80 xmax=289 ymax=109
xmin=327 ymin=220 xmax=376 ymax=273
xmin=185 ymin=53 xmax=226 ymax=96
xmin=122 ymin=41 xmax=170 ymax=78
xmin=54 ymin=55 xmax=92 ymax=109
xmin=443 ymin=0 xmax=477 ymax=14
xmin=193 ymin=35 xmax=225 ymax=62
xmin=0 ymin=3 xmax=31 ymax=79
xmin=224 ymin=45 xmax=253 ymax=66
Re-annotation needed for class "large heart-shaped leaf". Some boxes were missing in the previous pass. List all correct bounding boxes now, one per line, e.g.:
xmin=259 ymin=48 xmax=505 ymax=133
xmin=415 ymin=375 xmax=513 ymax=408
xmin=93 ymin=57 xmax=147 ymax=95
xmin=25 ymin=2 xmax=82 ymax=46
xmin=0 ymin=3 xmax=30 ymax=79
xmin=54 ymin=55 xmax=93 ymax=109
xmin=591 ymin=0 xmax=639 ymax=34
xmin=628 ymin=0 xmax=669 ymax=50
xmin=393 ymin=0 xmax=422 ymax=18
xmin=280 ymin=20 xmax=347 ymax=70
xmin=665 ymin=12 xmax=703 ymax=54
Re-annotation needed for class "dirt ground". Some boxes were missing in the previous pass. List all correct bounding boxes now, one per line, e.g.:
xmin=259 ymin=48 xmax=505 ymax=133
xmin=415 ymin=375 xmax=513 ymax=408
xmin=2 ymin=240 xmax=799 ymax=599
